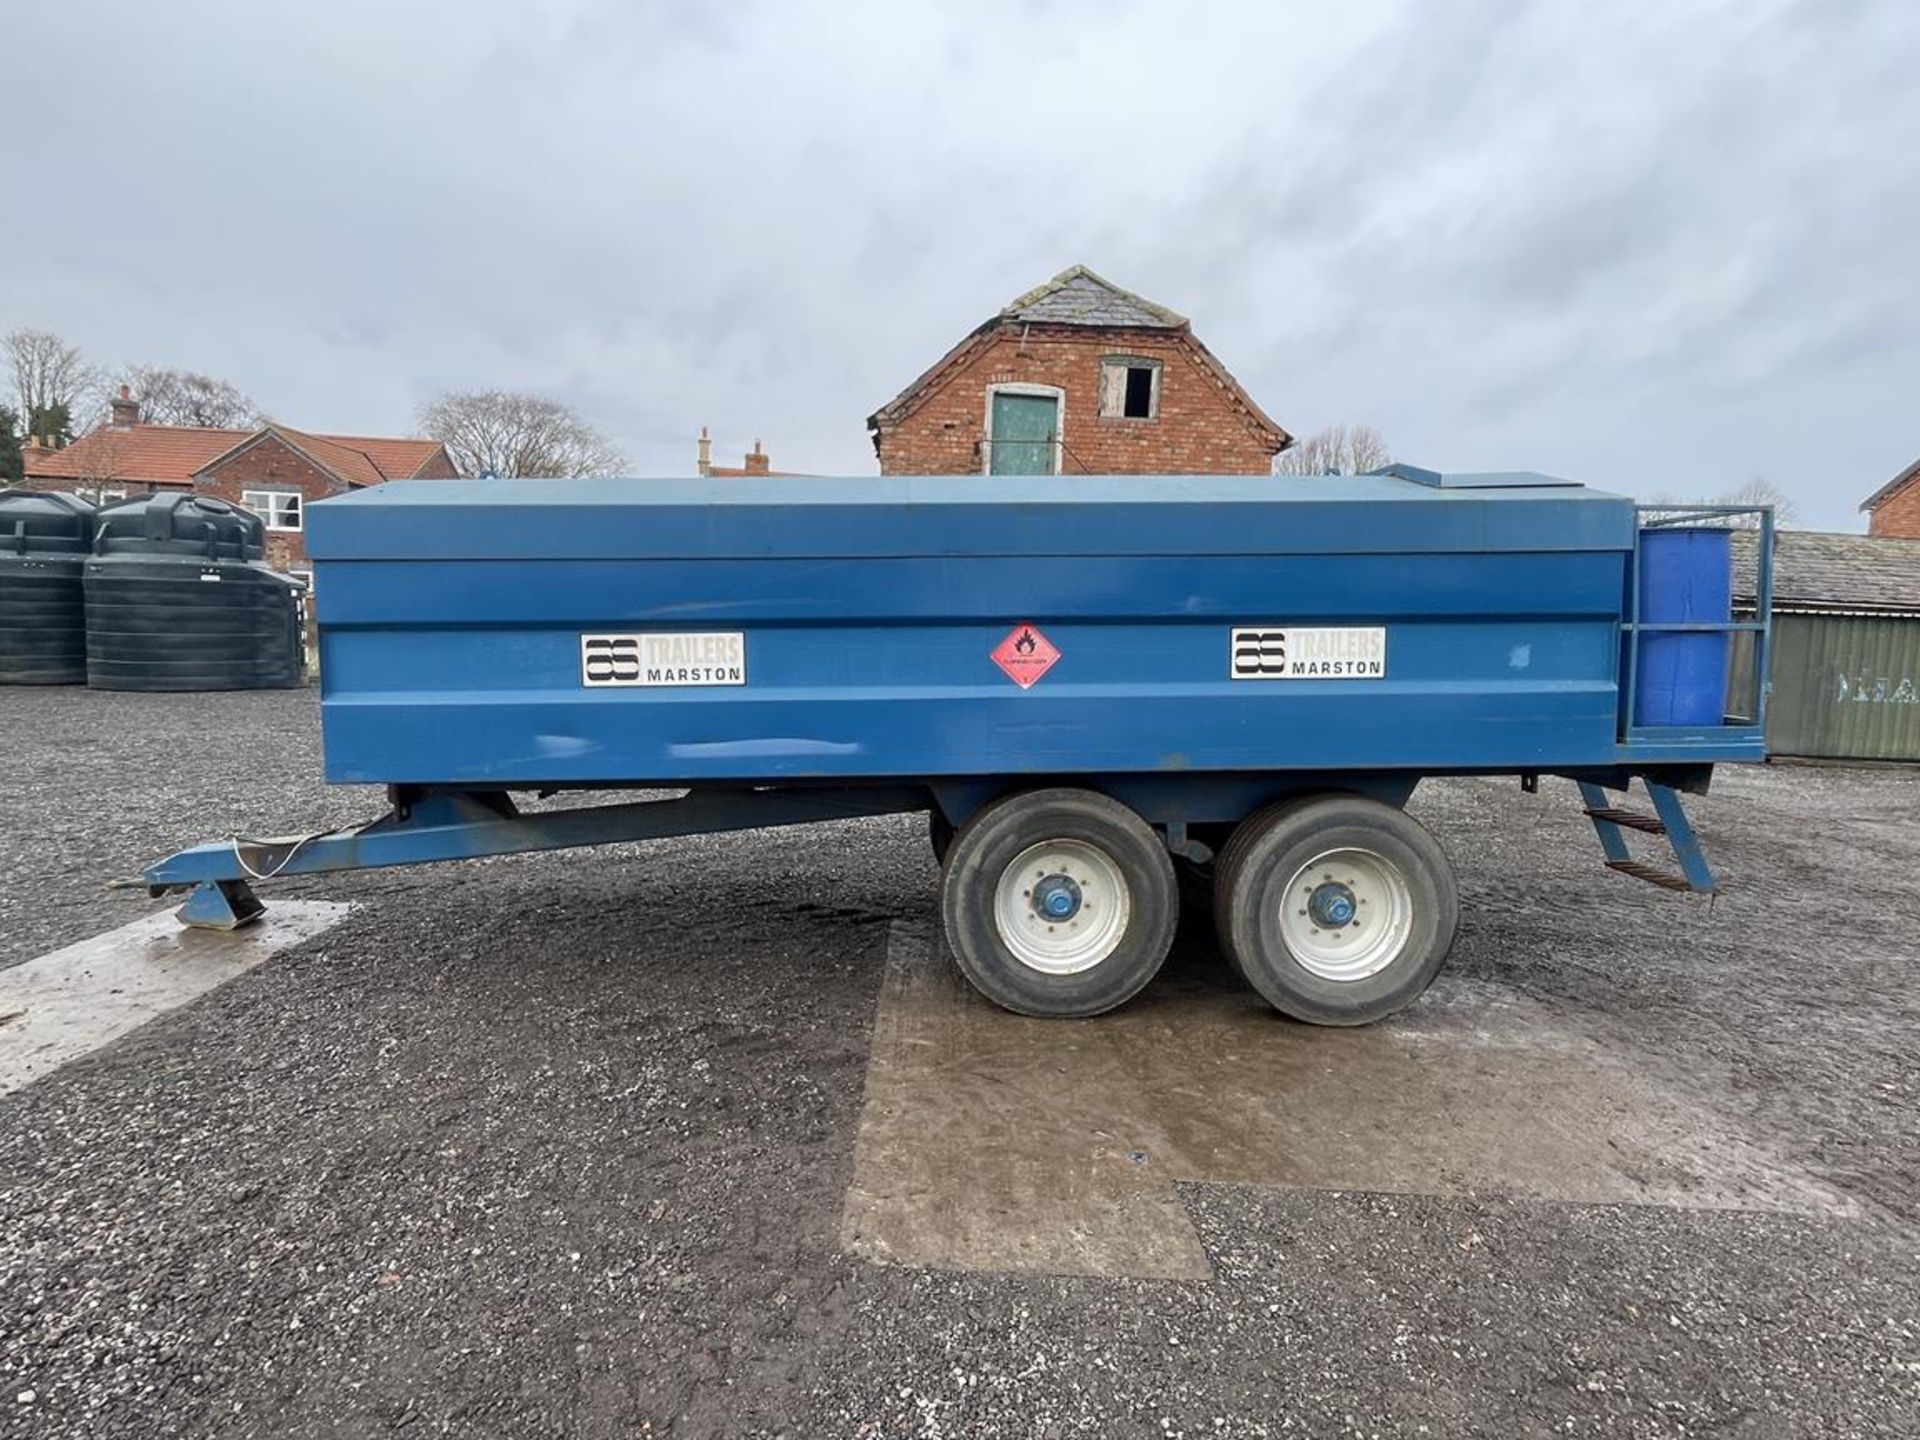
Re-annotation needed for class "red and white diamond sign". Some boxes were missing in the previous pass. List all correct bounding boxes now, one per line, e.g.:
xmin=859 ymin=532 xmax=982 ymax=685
xmin=990 ymin=623 xmax=1060 ymax=689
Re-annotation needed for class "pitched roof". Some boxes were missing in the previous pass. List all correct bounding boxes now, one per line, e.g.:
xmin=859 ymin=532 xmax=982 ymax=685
xmin=23 ymin=424 xmax=249 ymax=484
xmin=1860 ymin=457 xmax=1920 ymax=513
xmin=868 ymin=265 xmax=1289 ymax=452
xmin=296 ymin=431 xmax=448 ymax=481
xmin=1732 ymin=528 xmax=1920 ymax=616
xmin=25 ymin=422 xmax=453 ymax=487
xmin=1000 ymin=265 xmax=1188 ymax=329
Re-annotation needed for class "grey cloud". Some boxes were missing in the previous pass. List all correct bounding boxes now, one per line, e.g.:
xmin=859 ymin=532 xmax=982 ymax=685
xmin=2 ymin=0 xmax=1915 ymax=522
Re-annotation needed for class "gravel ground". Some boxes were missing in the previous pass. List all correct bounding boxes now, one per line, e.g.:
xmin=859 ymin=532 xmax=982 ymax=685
xmin=2 ymin=687 xmax=1917 ymax=1438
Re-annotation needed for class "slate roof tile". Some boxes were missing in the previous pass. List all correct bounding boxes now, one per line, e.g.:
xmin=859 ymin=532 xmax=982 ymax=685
xmin=1733 ymin=528 xmax=1920 ymax=615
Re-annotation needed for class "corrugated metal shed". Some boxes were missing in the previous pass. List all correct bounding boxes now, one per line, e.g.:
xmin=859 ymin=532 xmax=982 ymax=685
xmin=1730 ymin=529 xmax=1920 ymax=760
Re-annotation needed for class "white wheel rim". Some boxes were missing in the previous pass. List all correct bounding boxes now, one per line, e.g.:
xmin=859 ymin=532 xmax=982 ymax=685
xmin=993 ymin=839 xmax=1132 ymax=976
xmin=1279 ymin=847 xmax=1414 ymax=983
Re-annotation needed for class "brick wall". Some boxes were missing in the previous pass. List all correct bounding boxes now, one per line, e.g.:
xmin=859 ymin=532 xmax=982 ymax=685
xmin=413 ymin=449 xmax=460 ymax=481
xmin=198 ymin=435 xmax=348 ymax=571
xmin=1868 ymin=478 xmax=1920 ymax=539
xmin=873 ymin=325 xmax=1279 ymax=476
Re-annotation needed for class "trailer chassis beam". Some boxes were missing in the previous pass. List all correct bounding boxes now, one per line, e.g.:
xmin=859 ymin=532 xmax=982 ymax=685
xmin=142 ymin=786 xmax=932 ymax=927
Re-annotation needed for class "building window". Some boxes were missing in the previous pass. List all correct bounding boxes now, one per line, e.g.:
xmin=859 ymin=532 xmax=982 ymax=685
xmin=78 ymin=484 xmax=126 ymax=505
xmin=241 ymin=490 xmax=302 ymax=531
xmin=1099 ymin=358 xmax=1161 ymax=420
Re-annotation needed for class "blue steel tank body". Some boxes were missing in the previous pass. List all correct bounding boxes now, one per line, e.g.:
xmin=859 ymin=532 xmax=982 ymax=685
xmin=305 ymin=469 xmax=1757 ymax=787
xmin=141 ymin=466 xmax=1770 ymax=1024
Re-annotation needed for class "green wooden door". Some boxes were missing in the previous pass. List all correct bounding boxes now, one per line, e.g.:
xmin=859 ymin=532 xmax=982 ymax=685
xmin=988 ymin=392 xmax=1058 ymax=475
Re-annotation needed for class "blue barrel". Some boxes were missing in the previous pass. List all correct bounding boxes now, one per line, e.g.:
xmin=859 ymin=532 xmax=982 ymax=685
xmin=1633 ymin=526 xmax=1732 ymax=727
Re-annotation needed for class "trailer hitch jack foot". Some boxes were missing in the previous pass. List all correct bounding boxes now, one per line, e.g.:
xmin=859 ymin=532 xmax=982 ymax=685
xmin=176 ymin=879 xmax=265 ymax=931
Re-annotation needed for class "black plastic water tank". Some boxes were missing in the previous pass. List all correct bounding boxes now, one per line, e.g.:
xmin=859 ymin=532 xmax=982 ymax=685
xmin=0 ymin=489 xmax=96 ymax=685
xmin=84 ymin=493 xmax=307 ymax=691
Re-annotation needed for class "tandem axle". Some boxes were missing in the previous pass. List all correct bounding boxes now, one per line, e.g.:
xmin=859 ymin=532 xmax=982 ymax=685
xmin=137 ymin=770 xmax=1720 ymax=1027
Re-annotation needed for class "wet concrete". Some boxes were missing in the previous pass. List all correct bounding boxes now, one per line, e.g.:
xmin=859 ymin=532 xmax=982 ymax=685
xmin=843 ymin=922 xmax=1863 ymax=1281
xmin=0 ymin=900 xmax=352 ymax=1096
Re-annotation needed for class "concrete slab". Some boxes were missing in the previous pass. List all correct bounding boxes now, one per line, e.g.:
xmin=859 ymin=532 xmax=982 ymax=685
xmin=843 ymin=924 xmax=1862 ymax=1281
xmin=0 ymin=901 xmax=351 ymax=1097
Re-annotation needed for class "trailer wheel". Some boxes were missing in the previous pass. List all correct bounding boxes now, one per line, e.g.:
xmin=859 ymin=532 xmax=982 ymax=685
xmin=941 ymin=788 xmax=1178 ymax=1017
xmin=1214 ymin=794 xmax=1457 ymax=1026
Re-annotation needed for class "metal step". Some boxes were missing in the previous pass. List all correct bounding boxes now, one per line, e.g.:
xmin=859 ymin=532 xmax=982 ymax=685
xmin=1605 ymin=858 xmax=1700 ymax=892
xmin=1583 ymin=806 xmax=1668 ymax=836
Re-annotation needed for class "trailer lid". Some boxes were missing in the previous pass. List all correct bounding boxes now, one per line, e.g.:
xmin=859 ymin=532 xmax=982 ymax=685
xmin=307 ymin=469 xmax=1634 ymax=562
xmin=1377 ymin=463 xmax=1585 ymax=490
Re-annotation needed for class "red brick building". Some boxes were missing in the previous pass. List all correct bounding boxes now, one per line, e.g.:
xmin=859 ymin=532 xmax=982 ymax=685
xmin=694 ymin=428 xmax=806 ymax=477
xmin=24 ymin=388 xmax=458 ymax=574
xmin=867 ymin=266 xmax=1290 ymax=476
xmin=1862 ymin=457 xmax=1920 ymax=539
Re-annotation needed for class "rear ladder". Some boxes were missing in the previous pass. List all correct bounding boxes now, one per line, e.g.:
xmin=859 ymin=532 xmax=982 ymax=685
xmin=1578 ymin=779 xmax=1717 ymax=894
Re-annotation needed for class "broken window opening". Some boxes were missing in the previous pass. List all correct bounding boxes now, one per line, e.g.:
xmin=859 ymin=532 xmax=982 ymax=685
xmin=1099 ymin=358 xmax=1161 ymax=420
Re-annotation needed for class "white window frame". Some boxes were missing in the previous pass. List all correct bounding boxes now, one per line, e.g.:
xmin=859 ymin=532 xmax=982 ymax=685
xmin=981 ymin=382 xmax=1065 ymax=476
xmin=242 ymin=489 xmax=303 ymax=531
xmin=1099 ymin=356 xmax=1162 ymax=421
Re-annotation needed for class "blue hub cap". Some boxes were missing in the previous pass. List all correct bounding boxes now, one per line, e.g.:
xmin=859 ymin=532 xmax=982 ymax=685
xmin=1030 ymin=873 xmax=1083 ymax=922
xmin=1308 ymin=880 xmax=1358 ymax=929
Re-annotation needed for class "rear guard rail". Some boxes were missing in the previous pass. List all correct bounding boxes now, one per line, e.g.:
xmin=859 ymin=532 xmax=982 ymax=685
xmin=1621 ymin=504 xmax=1774 ymax=745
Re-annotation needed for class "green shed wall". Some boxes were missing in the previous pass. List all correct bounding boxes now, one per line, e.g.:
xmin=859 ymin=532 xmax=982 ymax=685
xmin=1753 ymin=613 xmax=1920 ymax=761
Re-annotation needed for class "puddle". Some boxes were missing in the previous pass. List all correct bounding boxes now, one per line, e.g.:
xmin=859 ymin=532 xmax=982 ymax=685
xmin=843 ymin=924 xmax=1859 ymax=1281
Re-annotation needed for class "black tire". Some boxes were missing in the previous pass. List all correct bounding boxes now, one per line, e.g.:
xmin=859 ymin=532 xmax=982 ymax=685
xmin=929 ymin=810 xmax=956 ymax=866
xmin=940 ymin=788 xmax=1179 ymax=1018
xmin=1214 ymin=794 xmax=1458 ymax=1026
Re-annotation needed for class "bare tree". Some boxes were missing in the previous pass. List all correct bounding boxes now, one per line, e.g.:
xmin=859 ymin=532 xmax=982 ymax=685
xmin=1274 ymin=424 xmax=1392 ymax=477
xmin=121 ymin=366 xmax=265 ymax=429
xmin=71 ymin=429 xmax=132 ymax=505
xmin=5 ymin=328 xmax=99 ymax=423
xmin=1718 ymin=478 xmax=1796 ymax=528
xmin=1646 ymin=478 xmax=1796 ymax=529
xmin=417 ymin=389 xmax=625 ymax=478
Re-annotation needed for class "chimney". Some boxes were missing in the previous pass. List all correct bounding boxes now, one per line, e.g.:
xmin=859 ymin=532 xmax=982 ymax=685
xmin=744 ymin=438 xmax=770 ymax=476
xmin=109 ymin=384 xmax=139 ymax=429
xmin=696 ymin=425 xmax=712 ymax=477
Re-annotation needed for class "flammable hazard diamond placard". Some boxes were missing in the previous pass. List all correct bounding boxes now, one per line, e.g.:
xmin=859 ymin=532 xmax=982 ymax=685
xmin=990 ymin=623 xmax=1060 ymax=689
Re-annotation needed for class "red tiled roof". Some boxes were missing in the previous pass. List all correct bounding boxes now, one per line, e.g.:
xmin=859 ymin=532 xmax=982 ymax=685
xmin=287 ymin=431 xmax=448 ymax=481
xmin=24 ymin=423 xmax=453 ymax=487
xmin=24 ymin=424 xmax=250 ymax=483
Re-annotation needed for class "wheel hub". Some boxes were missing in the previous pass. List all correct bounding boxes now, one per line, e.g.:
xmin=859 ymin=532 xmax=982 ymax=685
xmin=1307 ymin=880 xmax=1357 ymax=929
xmin=1031 ymin=873 xmax=1083 ymax=921
xmin=1280 ymin=848 xmax=1415 ymax=983
xmin=992 ymin=838 xmax=1132 ymax=976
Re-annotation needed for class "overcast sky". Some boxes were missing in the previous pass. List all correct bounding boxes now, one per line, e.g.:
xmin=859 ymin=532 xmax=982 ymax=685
xmin=3 ymin=0 xmax=1915 ymax=528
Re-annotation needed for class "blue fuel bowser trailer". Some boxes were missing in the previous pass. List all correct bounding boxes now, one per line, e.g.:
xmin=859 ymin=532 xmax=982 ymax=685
xmin=138 ymin=467 xmax=1774 ymax=1025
